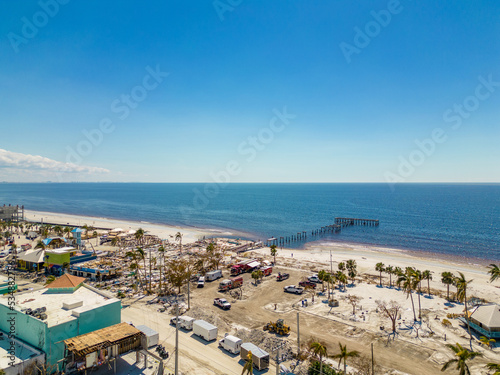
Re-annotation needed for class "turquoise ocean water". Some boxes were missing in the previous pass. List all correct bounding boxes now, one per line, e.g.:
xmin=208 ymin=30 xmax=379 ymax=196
xmin=0 ymin=183 xmax=498 ymax=261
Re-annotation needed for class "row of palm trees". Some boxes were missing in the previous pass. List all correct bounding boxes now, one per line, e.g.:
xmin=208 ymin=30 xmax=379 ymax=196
xmin=375 ymin=262 xmax=433 ymax=293
xmin=308 ymin=340 xmax=360 ymax=375
xmin=314 ymin=260 xmax=358 ymax=299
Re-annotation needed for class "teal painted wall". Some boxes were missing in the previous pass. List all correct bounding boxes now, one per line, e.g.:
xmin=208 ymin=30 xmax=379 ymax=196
xmin=0 ymin=298 xmax=121 ymax=373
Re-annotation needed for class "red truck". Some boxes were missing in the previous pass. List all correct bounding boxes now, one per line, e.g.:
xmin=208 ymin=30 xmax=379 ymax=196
xmin=230 ymin=259 xmax=259 ymax=276
xmin=219 ymin=276 xmax=243 ymax=291
xmin=261 ymin=266 xmax=273 ymax=276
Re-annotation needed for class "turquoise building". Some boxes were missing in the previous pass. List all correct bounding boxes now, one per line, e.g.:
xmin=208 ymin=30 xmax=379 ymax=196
xmin=0 ymin=279 xmax=17 ymax=295
xmin=0 ymin=274 xmax=121 ymax=373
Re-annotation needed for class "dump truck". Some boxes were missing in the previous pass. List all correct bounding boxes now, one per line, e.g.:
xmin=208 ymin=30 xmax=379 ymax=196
xmin=219 ymin=334 xmax=242 ymax=354
xmin=263 ymin=319 xmax=290 ymax=335
xmin=193 ymin=320 xmax=218 ymax=341
xmin=219 ymin=276 xmax=243 ymax=291
xmin=240 ymin=342 xmax=270 ymax=371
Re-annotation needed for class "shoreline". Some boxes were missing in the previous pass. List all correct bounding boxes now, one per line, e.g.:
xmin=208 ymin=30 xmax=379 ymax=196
xmin=20 ymin=209 xmax=496 ymax=271
xmin=23 ymin=209 xmax=255 ymax=244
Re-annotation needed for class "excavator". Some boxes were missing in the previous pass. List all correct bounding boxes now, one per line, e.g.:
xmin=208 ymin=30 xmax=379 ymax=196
xmin=263 ymin=319 xmax=290 ymax=335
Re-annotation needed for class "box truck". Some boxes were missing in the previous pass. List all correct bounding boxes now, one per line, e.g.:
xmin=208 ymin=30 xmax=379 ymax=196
xmin=206 ymin=269 xmax=223 ymax=281
xmin=240 ymin=342 xmax=270 ymax=371
xmin=179 ymin=316 xmax=196 ymax=330
xmin=218 ymin=334 xmax=243 ymax=354
xmin=193 ymin=320 xmax=218 ymax=341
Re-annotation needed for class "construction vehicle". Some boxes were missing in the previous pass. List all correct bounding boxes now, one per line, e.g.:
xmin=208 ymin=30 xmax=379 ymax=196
xmin=263 ymin=319 xmax=290 ymax=335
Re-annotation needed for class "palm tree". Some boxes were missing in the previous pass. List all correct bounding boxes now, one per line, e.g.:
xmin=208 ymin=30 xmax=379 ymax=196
xmin=63 ymin=226 xmax=73 ymax=239
xmin=309 ymin=340 xmax=328 ymax=375
xmin=336 ymin=271 xmax=347 ymax=292
xmin=251 ymin=269 xmax=263 ymax=285
xmin=394 ymin=266 xmax=403 ymax=289
xmin=175 ymin=232 xmax=183 ymax=252
xmin=270 ymin=244 xmax=277 ymax=265
xmin=346 ymin=259 xmax=357 ymax=286
xmin=386 ymin=265 xmax=394 ymax=288
xmin=338 ymin=262 xmax=346 ymax=272
xmin=488 ymin=264 xmax=500 ymax=283
xmin=93 ymin=231 xmax=98 ymax=245
xmin=375 ymin=262 xmax=385 ymax=287
xmin=423 ymin=270 xmax=432 ymax=296
xmin=61 ymin=262 xmax=70 ymax=274
xmin=158 ymin=245 xmax=165 ymax=293
xmin=398 ymin=267 xmax=417 ymax=322
xmin=241 ymin=350 xmax=253 ymax=374
xmin=455 ymin=272 xmax=473 ymax=346
xmin=480 ymin=336 xmax=496 ymax=350
xmin=413 ymin=268 xmax=423 ymax=320
xmin=45 ymin=275 xmax=56 ymax=285
xmin=441 ymin=271 xmax=454 ymax=301
xmin=333 ymin=342 xmax=360 ymax=374
xmin=135 ymin=228 xmax=145 ymax=245
xmin=486 ymin=363 xmax=500 ymax=375
xmin=318 ymin=270 xmax=328 ymax=293
xmin=441 ymin=343 xmax=482 ymax=375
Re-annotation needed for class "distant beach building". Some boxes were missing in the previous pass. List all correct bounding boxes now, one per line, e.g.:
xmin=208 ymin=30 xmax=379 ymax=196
xmin=0 ymin=274 xmax=121 ymax=373
xmin=17 ymin=248 xmax=46 ymax=271
xmin=468 ymin=303 xmax=500 ymax=339
xmin=71 ymin=227 xmax=83 ymax=246
xmin=0 ymin=204 xmax=24 ymax=222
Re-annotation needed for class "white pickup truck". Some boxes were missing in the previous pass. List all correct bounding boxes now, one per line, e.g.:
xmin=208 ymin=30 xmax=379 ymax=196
xmin=214 ymin=298 xmax=231 ymax=310
xmin=283 ymin=285 xmax=304 ymax=295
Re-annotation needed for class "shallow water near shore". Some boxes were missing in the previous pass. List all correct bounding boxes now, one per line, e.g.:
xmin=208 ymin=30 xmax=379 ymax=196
xmin=1 ymin=182 xmax=499 ymax=261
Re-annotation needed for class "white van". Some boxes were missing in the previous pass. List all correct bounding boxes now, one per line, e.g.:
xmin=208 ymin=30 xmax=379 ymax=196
xmin=197 ymin=276 xmax=205 ymax=288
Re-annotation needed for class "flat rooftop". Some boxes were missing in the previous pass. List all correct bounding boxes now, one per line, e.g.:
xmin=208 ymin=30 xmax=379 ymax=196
xmin=0 ymin=285 xmax=118 ymax=327
xmin=0 ymin=330 xmax=44 ymax=368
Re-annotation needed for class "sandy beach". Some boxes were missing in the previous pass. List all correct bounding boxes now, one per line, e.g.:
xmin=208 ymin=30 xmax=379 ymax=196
xmin=14 ymin=209 xmax=500 ymax=374
xmin=24 ymin=209 xmax=248 ymax=245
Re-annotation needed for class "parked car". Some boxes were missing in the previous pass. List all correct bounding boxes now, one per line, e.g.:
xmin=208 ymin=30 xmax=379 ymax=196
xmin=308 ymin=275 xmax=322 ymax=283
xmin=276 ymin=272 xmax=290 ymax=281
xmin=197 ymin=276 xmax=205 ymax=288
xmin=283 ymin=285 xmax=304 ymax=294
xmin=299 ymin=280 xmax=317 ymax=289
xmin=214 ymin=298 xmax=231 ymax=310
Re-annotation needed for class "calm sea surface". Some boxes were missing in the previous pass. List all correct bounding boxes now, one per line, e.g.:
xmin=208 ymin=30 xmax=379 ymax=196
xmin=0 ymin=183 xmax=498 ymax=261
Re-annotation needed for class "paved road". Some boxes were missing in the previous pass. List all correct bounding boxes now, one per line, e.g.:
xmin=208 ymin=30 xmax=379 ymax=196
xmin=122 ymin=303 xmax=277 ymax=375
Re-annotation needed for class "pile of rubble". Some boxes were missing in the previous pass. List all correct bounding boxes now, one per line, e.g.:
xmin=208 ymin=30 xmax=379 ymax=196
xmin=233 ymin=328 xmax=295 ymax=360
xmin=185 ymin=306 xmax=231 ymax=332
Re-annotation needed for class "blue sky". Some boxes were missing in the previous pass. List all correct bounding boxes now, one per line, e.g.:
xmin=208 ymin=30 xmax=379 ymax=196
xmin=0 ymin=0 xmax=499 ymax=182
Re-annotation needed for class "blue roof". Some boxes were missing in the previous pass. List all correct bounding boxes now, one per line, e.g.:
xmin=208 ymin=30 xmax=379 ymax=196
xmin=71 ymin=228 xmax=83 ymax=233
xmin=42 ymin=237 xmax=68 ymax=245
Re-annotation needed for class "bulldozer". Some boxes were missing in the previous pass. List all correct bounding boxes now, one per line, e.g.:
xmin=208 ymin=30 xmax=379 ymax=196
xmin=263 ymin=319 xmax=290 ymax=335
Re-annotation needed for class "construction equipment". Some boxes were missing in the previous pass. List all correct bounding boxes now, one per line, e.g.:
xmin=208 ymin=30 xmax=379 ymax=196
xmin=263 ymin=319 xmax=290 ymax=335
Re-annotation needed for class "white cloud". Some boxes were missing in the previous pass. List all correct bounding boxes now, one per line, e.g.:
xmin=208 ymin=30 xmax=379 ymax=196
xmin=0 ymin=148 xmax=109 ymax=174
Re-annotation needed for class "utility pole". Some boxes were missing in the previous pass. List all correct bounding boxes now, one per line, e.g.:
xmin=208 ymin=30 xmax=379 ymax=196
xmin=272 ymin=342 xmax=286 ymax=375
xmin=297 ymin=312 xmax=300 ymax=357
xmin=175 ymin=303 xmax=179 ymax=375
xmin=371 ymin=342 xmax=374 ymax=375
xmin=187 ymin=281 xmax=190 ymax=310
xmin=330 ymin=250 xmax=333 ymax=274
